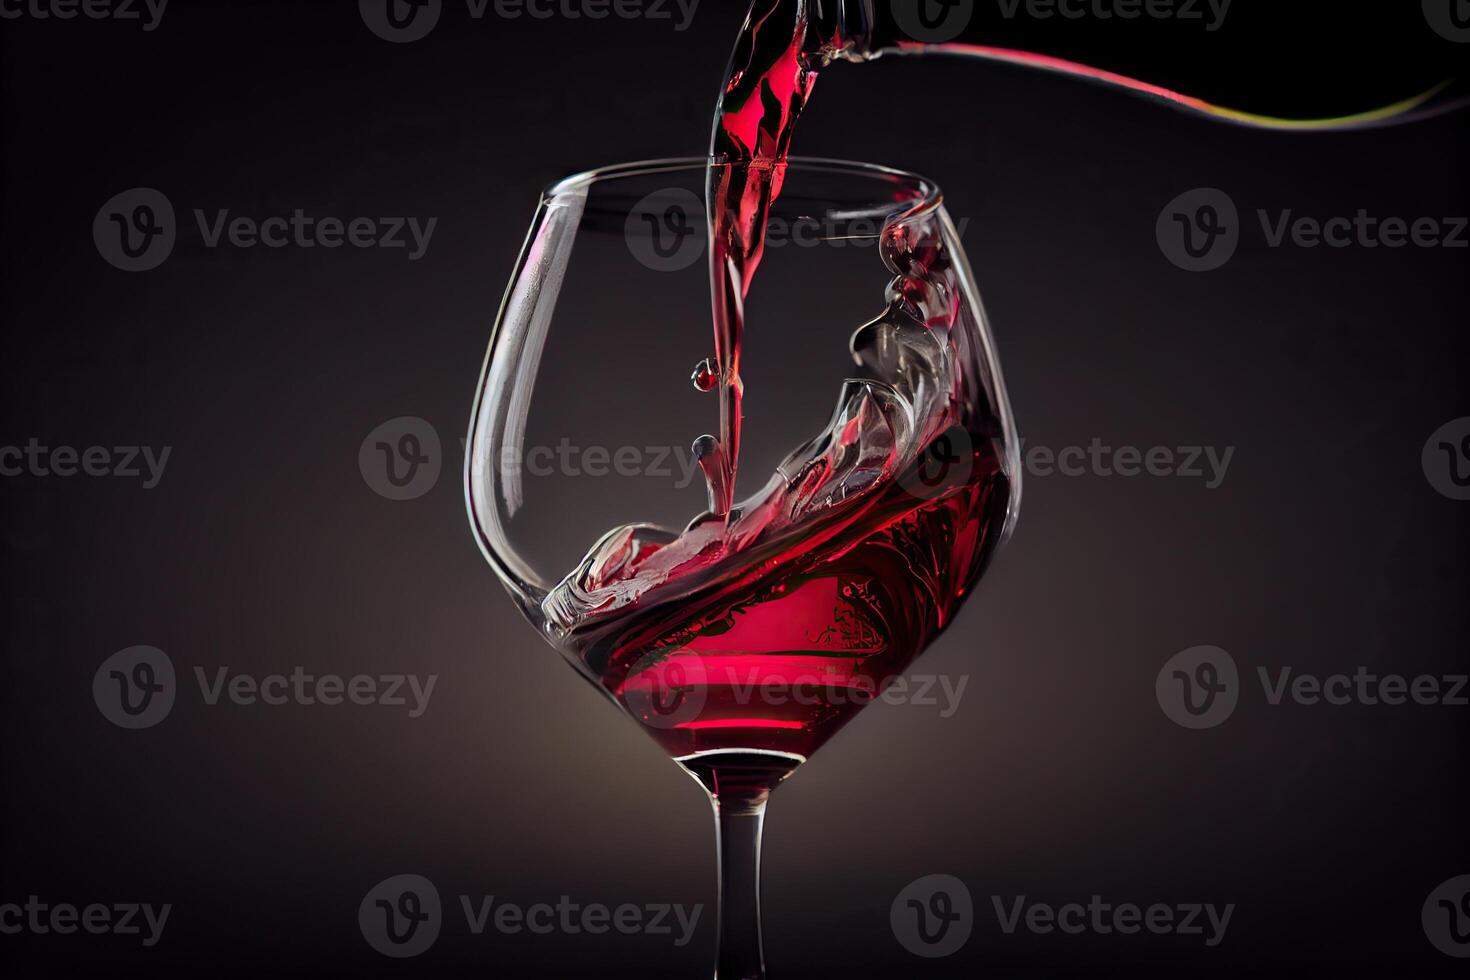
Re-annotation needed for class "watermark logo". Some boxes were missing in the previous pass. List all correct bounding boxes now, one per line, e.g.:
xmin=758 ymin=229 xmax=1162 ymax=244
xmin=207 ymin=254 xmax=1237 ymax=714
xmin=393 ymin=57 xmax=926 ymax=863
xmin=1424 ymin=0 xmax=1470 ymax=42
xmin=361 ymin=875 xmax=702 ymax=955
xmin=897 ymin=426 xmax=976 ymax=502
xmin=1159 ymin=649 xmax=1466 ymax=727
xmin=94 ymin=188 xmax=176 ymax=272
xmin=96 ymin=652 xmax=437 ymax=726
xmin=1257 ymin=667 xmax=1466 ymax=708
xmin=1423 ymin=417 xmax=1470 ymax=501
xmin=460 ymin=894 xmax=701 ymax=943
xmin=1159 ymin=187 xmax=1468 ymax=271
xmin=1156 ymin=645 xmax=1238 ymax=729
xmin=96 ymin=189 xmax=437 ymax=270
xmin=624 ymin=190 xmax=966 ymax=272
xmin=192 ymin=210 xmax=437 ymax=260
xmin=496 ymin=439 xmax=706 ymax=489
xmin=360 ymin=0 xmax=443 ymax=42
xmin=623 ymin=658 xmax=970 ymax=731
xmin=626 ymin=188 xmax=704 ymax=272
xmin=93 ymin=646 xmax=176 ymax=730
xmin=0 ymin=0 xmax=168 ymax=30
xmin=361 ymin=874 xmax=442 ymax=958
xmin=892 ymin=873 xmax=973 ymax=957
xmin=362 ymin=0 xmax=699 ymax=41
xmin=361 ymin=417 xmax=442 ymax=500
xmin=490 ymin=435 xmax=1233 ymax=491
xmin=194 ymin=667 xmax=437 ymax=717
xmin=1424 ymin=875 xmax=1470 ymax=958
xmin=892 ymin=0 xmax=974 ymax=42
xmin=622 ymin=652 xmax=709 ymax=731
xmin=995 ymin=0 xmax=1231 ymax=30
xmin=1020 ymin=438 xmax=1234 ymax=488
xmin=1157 ymin=188 xmax=1239 ymax=272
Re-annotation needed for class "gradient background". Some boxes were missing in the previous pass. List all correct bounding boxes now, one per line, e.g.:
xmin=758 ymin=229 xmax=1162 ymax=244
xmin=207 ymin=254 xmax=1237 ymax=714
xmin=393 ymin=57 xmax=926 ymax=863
xmin=2 ymin=1 xmax=1468 ymax=977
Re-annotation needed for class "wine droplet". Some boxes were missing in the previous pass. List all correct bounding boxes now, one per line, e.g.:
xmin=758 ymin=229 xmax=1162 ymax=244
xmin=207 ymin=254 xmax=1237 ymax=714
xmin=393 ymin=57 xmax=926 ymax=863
xmin=691 ymin=357 xmax=719 ymax=392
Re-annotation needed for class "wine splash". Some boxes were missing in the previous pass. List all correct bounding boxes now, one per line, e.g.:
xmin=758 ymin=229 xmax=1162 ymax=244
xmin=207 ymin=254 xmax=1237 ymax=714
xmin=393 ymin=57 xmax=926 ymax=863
xmin=539 ymin=7 xmax=1020 ymax=800
xmin=542 ymin=183 xmax=1014 ymax=795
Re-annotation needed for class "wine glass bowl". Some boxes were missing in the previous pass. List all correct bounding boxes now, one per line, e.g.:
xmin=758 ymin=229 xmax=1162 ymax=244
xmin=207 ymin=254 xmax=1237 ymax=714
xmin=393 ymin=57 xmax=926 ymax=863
xmin=466 ymin=156 xmax=1019 ymax=978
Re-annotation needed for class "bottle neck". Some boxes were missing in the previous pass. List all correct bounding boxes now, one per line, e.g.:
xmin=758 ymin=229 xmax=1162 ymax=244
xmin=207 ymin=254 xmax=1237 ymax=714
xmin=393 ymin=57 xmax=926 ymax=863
xmin=806 ymin=0 xmax=879 ymax=64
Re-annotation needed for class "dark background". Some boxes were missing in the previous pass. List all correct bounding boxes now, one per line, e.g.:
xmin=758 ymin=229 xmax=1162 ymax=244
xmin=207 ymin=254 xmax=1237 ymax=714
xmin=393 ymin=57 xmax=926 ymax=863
xmin=2 ymin=1 xmax=1467 ymax=977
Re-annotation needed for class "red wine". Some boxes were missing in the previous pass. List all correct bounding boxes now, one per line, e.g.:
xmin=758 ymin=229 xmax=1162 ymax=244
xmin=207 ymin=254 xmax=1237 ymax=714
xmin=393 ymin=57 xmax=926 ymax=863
xmin=539 ymin=2 xmax=1024 ymax=799
xmin=697 ymin=1 xmax=824 ymax=516
xmin=581 ymin=433 xmax=1008 ymax=774
xmin=545 ymin=157 xmax=1014 ymax=800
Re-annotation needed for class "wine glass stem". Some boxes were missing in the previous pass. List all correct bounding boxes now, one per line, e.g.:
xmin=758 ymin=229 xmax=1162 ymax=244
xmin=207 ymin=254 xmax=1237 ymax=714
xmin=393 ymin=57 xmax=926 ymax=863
xmin=713 ymin=797 xmax=767 ymax=980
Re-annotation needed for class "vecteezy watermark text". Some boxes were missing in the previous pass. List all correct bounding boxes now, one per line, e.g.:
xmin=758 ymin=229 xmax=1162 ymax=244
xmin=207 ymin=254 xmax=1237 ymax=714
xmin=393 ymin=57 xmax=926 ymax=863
xmin=1020 ymin=438 xmax=1233 ymax=488
xmin=995 ymin=0 xmax=1232 ymax=31
xmin=628 ymin=664 xmax=970 ymax=731
xmin=460 ymin=895 xmax=701 ymax=945
xmin=0 ymin=0 xmax=167 ymax=30
xmin=1 ymin=440 xmax=170 ymax=488
xmin=0 ymin=897 xmax=170 ymax=947
xmin=992 ymin=895 xmax=1234 ymax=946
xmin=93 ymin=647 xmax=439 ymax=729
xmin=359 ymin=874 xmax=702 ymax=958
xmin=194 ymin=667 xmax=437 ymax=718
xmin=890 ymin=874 xmax=1234 ymax=957
xmin=359 ymin=0 xmax=700 ymax=43
xmin=95 ymin=188 xmax=437 ymax=272
xmin=891 ymin=0 xmax=1231 ymax=43
xmin=367 ymin=419 xmax=1237 ymax=504
xmin=194 ymin=210 xmax=436 ymax=259
xmin=1158 ymin=188 xmax=1468 ymax=272
xmin=510 ymin=437 xmax=1234 ymax=488
xmin=502 ymin=440 xmax=707 ymax=488
xmin=1157 ymin=646 xmax=1468 ymax=729
xmin=626 ymin=187 xmax=971 ymax=272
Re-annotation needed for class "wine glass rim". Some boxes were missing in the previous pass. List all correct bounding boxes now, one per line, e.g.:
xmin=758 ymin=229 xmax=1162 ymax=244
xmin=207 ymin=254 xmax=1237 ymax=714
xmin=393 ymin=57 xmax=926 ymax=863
xmin=545 ymin=156 xmax=943 ymax=211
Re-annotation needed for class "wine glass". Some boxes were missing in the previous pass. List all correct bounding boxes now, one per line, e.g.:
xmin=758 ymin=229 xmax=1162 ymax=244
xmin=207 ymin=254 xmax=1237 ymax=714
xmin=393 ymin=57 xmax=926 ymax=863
xmin=466 ymin=157 xmax=1020 ymax=978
